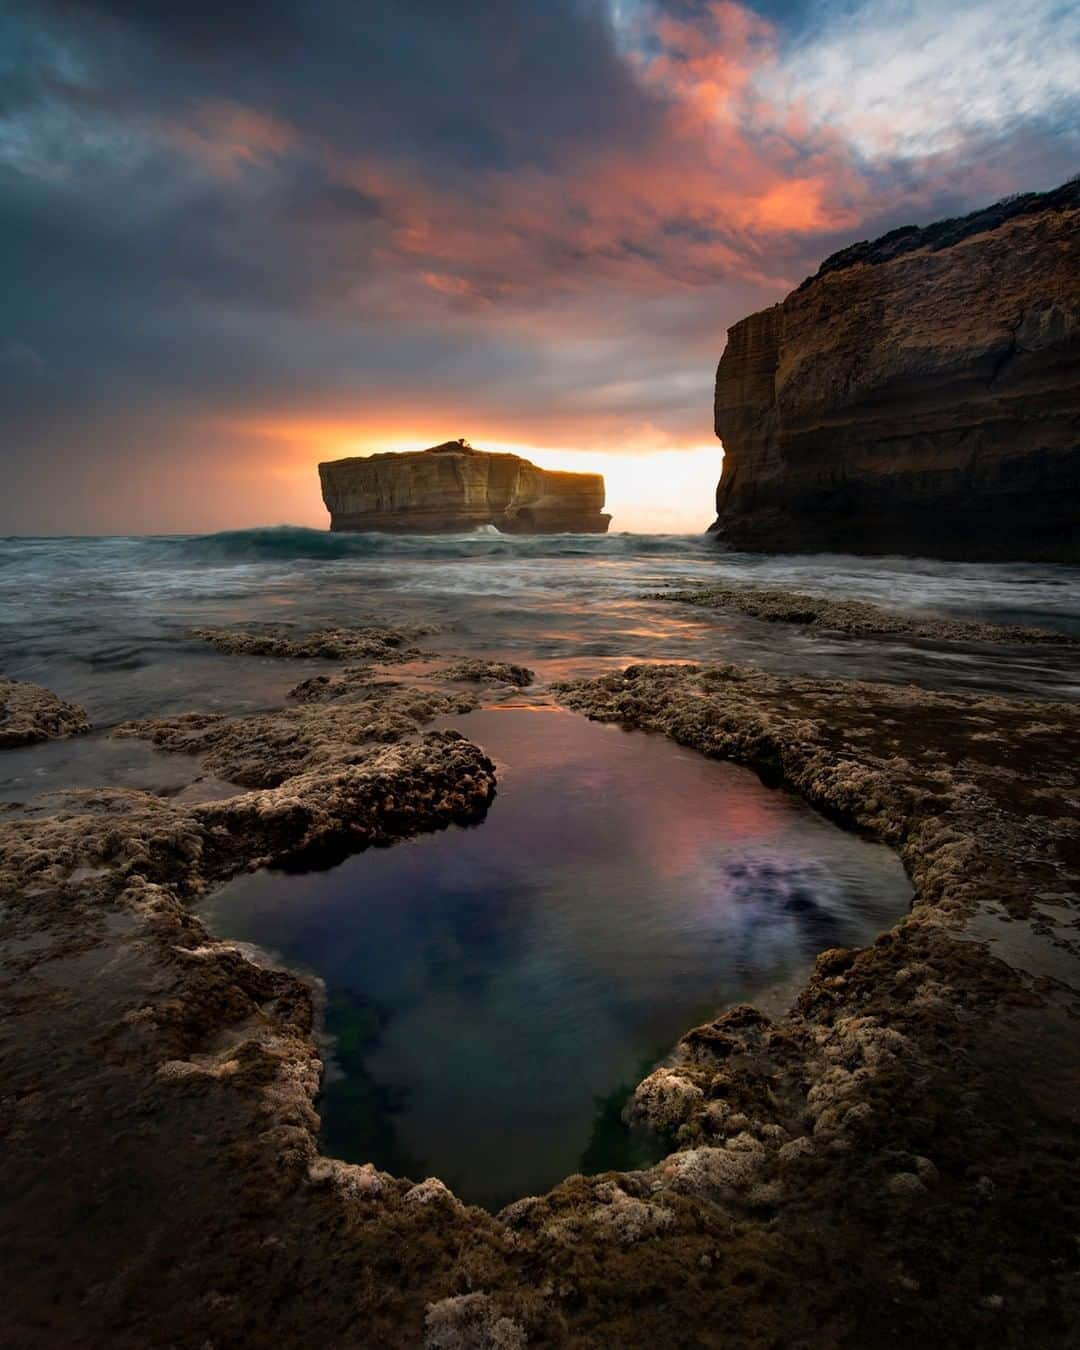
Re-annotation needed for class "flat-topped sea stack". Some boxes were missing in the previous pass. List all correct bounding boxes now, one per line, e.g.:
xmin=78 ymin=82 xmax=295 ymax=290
xmin=320 ymin=439 xmax=611 ymax=534
xmin=712 ymin=178 xmax=1080 ymax=561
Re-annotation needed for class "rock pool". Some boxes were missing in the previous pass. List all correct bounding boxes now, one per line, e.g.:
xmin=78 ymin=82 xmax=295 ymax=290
xmin=203 ymin=705 xmax=912 ymax=1209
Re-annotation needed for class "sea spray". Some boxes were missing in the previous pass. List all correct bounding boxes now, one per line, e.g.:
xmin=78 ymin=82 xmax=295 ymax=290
xmin=173 ymin=525 xmax=715 ymax=564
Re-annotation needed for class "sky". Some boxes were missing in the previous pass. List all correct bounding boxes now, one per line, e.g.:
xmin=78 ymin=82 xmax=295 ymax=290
xmin=1 ymin=0 xmax=1077 ymax=535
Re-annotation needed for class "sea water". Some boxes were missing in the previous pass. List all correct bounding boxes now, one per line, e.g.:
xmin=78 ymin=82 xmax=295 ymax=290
xmin=3 ymin=528 xmax=1077 ymax=1202
xmin=1 ymin=528 xmax=1077 ymax=738
xmin=203 ymin=705 xmax=913 ymax=1209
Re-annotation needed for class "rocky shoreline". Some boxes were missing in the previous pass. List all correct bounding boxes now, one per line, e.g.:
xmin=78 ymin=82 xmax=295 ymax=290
xmin=655 ymin=583 xmax=1078 ymax=643
xmin=0 ymin=675 xmax=90 ymax=747
xmin=2 ymin=637 xmax=1079 ymax=1345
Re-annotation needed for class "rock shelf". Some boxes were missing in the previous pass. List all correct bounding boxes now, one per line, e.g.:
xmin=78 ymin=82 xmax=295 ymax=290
xmin=3 ymin=653 xmax=1078 ymax=1345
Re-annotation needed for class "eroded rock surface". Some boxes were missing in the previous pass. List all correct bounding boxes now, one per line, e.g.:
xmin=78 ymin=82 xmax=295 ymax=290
xmin=712 ymin=178 xmax=1080 ymax=560
xmin=0 ymin=676 xmax=90 ymax=747
xmin=657 ymin=584 xmax=1075 ymax=643
xmin=193 ymin=624 xmax=426 ymax=662
xmin=438 ymin=659 xmax=536 ymax=687
xmin=320 ymin=439 xmax=611 ymax=534
xmin=4 ymin=659 xmax=1080 ymax=1346
xmin=115 ymin=687 xmax=479 ymax=788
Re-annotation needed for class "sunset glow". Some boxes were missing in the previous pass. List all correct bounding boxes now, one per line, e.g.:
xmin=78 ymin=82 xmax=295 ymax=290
xmin=2 ymin=0 xmax=1076 ymax=533
xmin=214 ymin=417 xmax=722 ymax=533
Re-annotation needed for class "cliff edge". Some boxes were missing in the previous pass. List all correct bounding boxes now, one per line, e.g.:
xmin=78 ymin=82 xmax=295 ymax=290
xmin=320 ymin=440 xmax=611 ymax=534
xmin=712 ymin=178 xmax=1080 ymax=561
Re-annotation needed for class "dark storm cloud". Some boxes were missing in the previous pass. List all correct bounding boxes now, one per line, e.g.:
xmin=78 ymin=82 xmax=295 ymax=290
xmin=37 ymin=0 xmax=660 ymax=171
xmin=1 ymin=0 xmax=1077 ymax=531
xmin=45 ymin=0 xmax=307 ymax=54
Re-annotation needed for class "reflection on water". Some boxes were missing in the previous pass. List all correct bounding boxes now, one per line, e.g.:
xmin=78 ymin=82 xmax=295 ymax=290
xmin=0 ymin=732 xmax=242 ymax=810
xmin=203 ymin=707 xmax=912 ymax=1209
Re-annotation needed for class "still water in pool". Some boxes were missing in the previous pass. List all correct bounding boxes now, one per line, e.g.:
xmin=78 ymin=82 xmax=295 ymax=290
xmin=203 ymin=706 xmax=911 ymax=1208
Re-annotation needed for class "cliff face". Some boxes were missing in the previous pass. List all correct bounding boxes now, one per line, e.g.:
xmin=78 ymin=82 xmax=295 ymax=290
xmin=712 ymin=179 xmax=1080 ymax=561
xmin=320 ymin=440 xmax=610 ymax=534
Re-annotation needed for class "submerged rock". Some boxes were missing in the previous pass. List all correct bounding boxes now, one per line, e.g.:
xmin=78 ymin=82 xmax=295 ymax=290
xmin=319 ymin=439 xmax=611 ymax=535
xmin=656 ymin=584 xmax=1075 ymax=643
xmin=711 ymin=178 xmax=1080 ymax=561
xmin=192 ymin=624 xmax=425 ymax=662
xmin=0 ymin=676 xmax=90 ymax=748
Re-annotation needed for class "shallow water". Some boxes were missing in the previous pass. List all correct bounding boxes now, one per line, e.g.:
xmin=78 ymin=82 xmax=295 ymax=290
xmin=6 ymin=528 xmax=1071 ymax=1203
xmin=203 ymin=706 xmax=913 ymax=1209
xmin=2 ymin=530 xmax=1078 ymax=738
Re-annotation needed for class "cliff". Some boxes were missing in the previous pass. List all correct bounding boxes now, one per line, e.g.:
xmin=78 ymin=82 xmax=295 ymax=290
xmin=320 ymin=440 xmax=611 ymax=534
xmin=712 ymin=178 xmax=1080 ymax=561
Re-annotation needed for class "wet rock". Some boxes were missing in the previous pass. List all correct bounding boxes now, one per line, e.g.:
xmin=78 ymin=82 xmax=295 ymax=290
xmin=423 ymin=1293 xmax=527 ymax=1350
xmin=886 ymin=1172 xmax=926 ymax=1198
xmin=0 ymin=676 xmax=90 ymax=747
xmin=192 ymin=624 xmax=425 ymax=662
xmin=660 ymin=1143 xmax=764 ymax=1198
xmin=777 ymin=1137 xmax=816 ymax=1168
xmin=114 ymin=688 xmax=480 ymax=788
xmin=438 ymin=659 xmax=536 ymax=687
xmin=627 ymin=1067 xmax=706 ymax=1135
xmin=542 ymin=1181 xmax=676 ymax=1247
xmin=657 ymin=585 xmax=1073 ymax=644
xmin=405 ymin=1177 xmax=464 ymax=1210
xmin=549 ymin=661 xmax=1080 ymax=1338
xmin=5 ymin=656 xmax=1080 ymax=1346
xmin=2 ymin=733 xmax=496 ymax=900
xmin=306 ymin=1157 xmax=390 ymax=1200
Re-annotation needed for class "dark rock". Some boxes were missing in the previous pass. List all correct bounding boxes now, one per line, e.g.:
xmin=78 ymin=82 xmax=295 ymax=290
xmin=438 ymin=658 xmax=536 ymax=687
xmin=656 ymin=584 xmax=1075 ymax=643
xmin=712 ymin=179 xmax=1080 ymax=561
xmin=192 ymin=624 xmax=424 ymax=662
xmin=0 ymin=676 xmax=90 ymax=748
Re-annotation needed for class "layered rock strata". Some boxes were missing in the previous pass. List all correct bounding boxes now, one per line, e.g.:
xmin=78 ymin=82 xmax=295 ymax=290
xmin=320 ymin=439 xmax=611 ymax=534
xmin=712 ymin=178 xmax=1080 ymax=560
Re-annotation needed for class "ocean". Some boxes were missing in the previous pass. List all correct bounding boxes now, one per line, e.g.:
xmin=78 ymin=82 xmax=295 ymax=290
xmin=2 ymin=527 xmax=1078 ymax=733
xmin=3 ymin=526 xmax=1078 ymax=1205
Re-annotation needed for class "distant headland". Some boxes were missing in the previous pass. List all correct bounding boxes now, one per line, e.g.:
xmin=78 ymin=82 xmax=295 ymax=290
xmin=319 ymin=439 xmax=611 ymax=535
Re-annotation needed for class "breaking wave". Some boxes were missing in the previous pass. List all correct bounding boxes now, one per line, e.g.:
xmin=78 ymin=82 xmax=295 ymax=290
xmin=171 ymin=524 xmax=713 ymax=564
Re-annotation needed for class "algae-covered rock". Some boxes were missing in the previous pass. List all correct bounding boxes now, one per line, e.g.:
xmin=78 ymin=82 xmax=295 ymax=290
xmin=0 ymin=676 xmax=90 ymax=747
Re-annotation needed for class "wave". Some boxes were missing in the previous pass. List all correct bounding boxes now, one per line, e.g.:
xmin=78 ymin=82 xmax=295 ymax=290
xmin=170 ymin=524 xmax=713 ymax=564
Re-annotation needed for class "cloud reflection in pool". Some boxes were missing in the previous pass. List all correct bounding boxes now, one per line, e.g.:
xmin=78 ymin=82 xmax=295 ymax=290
xmin=202 ymin=706 xmax=911 ymax=1209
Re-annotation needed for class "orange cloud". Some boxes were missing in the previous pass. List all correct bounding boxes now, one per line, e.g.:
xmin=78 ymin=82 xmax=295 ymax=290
xmin=167 ymin=99 xmax=297 ymax=178
xmin=159 ymin=1 xmax=872 ymax=320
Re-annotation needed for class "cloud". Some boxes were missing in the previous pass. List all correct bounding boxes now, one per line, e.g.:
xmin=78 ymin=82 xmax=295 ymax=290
xmin=764 ymin=0 xmax=1080 ymax=160
xmin=1 ymin=0 xmax=1076 ymax=531
xmin=0 ymin=340 xmax=45 ymax=376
